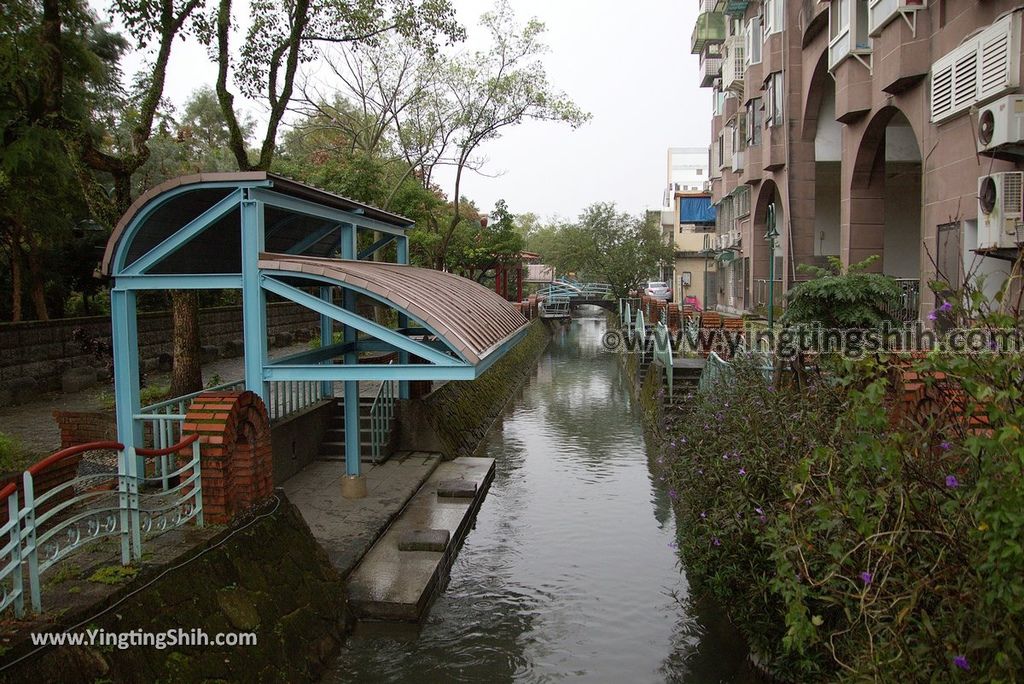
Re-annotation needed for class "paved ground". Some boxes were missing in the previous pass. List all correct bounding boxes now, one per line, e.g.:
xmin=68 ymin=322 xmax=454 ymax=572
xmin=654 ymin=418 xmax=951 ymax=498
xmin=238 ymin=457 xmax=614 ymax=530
xmin=283 ymin=452 xmax=441 ymax=578
xmin=0 ymin=343 xmax=384 ymax=457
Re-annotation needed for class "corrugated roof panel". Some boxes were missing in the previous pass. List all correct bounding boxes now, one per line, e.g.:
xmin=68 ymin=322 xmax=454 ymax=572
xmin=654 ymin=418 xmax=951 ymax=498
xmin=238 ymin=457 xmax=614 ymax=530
xmin=258 ymin=253 xmax=529 ymax=365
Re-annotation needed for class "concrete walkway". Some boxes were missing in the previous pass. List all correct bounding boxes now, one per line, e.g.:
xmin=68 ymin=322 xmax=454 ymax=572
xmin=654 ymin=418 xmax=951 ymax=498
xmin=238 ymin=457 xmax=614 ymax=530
xmin=283 ymin=452 xmax=441 ymax=578
xmin=0 ymin=343 xmax=384 ymax=456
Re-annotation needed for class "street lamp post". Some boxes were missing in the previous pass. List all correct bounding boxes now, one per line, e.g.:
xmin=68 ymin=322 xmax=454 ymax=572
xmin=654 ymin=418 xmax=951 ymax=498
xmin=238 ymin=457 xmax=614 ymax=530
xmin=765 ymin=203 xmax=780 ymax=329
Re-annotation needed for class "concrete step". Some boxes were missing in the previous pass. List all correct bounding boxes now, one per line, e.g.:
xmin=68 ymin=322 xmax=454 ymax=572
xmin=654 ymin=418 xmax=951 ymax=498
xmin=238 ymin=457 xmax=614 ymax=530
xmin=346 ymin=457 xmax=496 ymax=622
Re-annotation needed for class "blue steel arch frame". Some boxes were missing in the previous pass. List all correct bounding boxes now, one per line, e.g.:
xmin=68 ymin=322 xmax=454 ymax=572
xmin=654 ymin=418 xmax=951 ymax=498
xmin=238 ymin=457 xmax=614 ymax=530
xmin=105 ymin=175 xmax=528 ymax=520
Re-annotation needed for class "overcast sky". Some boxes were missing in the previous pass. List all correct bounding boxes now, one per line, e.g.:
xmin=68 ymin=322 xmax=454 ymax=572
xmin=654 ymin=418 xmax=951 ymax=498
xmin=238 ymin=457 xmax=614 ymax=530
xmin=106 ymin=0 xmax=710 ymax=222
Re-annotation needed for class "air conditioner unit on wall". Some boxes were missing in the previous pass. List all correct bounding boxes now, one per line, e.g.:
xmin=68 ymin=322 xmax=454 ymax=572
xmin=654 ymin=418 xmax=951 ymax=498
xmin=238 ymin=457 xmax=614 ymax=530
xmin=978 ymin=171 xmax=1024 ymax=249
xmin=977 ymin=94 xmax=1024 ymax=159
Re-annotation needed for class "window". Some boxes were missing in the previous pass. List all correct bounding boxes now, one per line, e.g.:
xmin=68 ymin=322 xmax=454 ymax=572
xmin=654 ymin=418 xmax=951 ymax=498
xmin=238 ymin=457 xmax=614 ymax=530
xmin=697 ymin=168 xmax=704 ymax=175
xmin=763 ymin=0 xmax=784 ymax=38
xmin=735 ymin=186 xmax=751 ymax=217
xmin=733 ymin=113 xmax=747 ymax=151
xmin=717 ymin=133 xmax=726 ymax=169
xmin=829 ymin=0 xmax=871 ymax=69
xmin=745 ymin=16 xmax=763 ymax=66
xmin=745 ymin=99 xmax=763 ymax=145
xmin=763 ymin=73 xmax=784 ymax=127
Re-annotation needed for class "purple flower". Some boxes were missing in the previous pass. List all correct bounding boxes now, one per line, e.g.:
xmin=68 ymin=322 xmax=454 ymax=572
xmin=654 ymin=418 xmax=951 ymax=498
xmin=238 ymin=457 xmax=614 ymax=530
xmin=697 ymin=468 xmax=704 ymax=475
xmin=668 ymin=489 xmax=678 ymax=500
xmin=699 ymin=511 xmax=707 ymax=519
xmin=755 ymin=507 xmax=764 ymax=515
xmin=946 ymin=475 xmax=960 ymax=489
xmin=723 ymin=453 xmax=730 ymax=460
xmin=928 ymin=301 xmax=952 ymax=321
xmin=939 ymin=441 xmax=952 ymax=451
xmin=860 ymin=571 xmax=872 ymax=585
xmin=953 ymin=655 xmax=970 ymax=671
xmin=667 ymin=541 xmax=678 ymax=549
xmin=759 ymin=515 xmax=767 ymax=524
xmin=712 ymin=537 xmax=721 ymax=547
xmin=738 ymin=468 xmax=747 ymax=476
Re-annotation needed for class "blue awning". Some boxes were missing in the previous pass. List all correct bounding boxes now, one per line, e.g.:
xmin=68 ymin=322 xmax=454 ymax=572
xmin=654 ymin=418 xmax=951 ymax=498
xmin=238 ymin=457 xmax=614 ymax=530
xmin=680 ymin=197 xmax=716 ymax=224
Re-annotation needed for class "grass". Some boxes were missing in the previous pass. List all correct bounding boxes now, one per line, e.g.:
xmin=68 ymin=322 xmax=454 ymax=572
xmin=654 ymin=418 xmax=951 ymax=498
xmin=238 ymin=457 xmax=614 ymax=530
xmin=0 ymin=432 xmax=36 ymax=473
xmin=88 ymin=565 xmax=139 ymax=585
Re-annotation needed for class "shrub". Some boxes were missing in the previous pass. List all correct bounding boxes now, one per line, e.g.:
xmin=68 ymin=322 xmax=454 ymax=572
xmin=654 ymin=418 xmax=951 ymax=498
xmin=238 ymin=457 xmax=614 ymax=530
xmin=783 ymin=256 xmax=902 ymax=328
xmin=663 ymin=340 xmax=1024 ymax=680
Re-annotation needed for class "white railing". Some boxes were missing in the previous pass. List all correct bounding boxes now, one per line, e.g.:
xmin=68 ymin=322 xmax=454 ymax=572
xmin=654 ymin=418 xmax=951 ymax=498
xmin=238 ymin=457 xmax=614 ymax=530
xmin=266 ymin=380 xmax=326 ymax=422
xmin=136 ymin=379 xmax=244 ymax=489
xmin=0 ymin=437 xmax=203 ymax=616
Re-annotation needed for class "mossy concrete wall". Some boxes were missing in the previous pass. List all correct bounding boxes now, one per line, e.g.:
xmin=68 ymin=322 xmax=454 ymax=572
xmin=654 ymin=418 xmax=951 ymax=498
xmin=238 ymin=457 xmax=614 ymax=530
xmin=1 ymin=493 xmax=348 ymax=684
xmin=395 ymin=320 xmax=551 ymax=458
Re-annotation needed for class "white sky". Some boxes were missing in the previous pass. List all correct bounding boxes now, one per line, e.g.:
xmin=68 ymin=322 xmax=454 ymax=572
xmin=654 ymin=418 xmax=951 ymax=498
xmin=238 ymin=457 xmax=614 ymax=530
xmin=101 ymin=0 xmax=710 ymax=221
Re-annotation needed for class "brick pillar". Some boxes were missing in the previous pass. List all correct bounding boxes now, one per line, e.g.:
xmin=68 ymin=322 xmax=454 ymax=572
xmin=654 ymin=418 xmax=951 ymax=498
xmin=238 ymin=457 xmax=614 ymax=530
xmin=183 ymin=391 xmax=273 ymax=525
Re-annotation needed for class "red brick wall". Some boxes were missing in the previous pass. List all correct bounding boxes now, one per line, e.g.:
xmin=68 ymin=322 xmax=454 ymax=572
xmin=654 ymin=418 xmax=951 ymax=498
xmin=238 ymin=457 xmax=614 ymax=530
xmin=183 ymin=391 xmax=274 ymax=524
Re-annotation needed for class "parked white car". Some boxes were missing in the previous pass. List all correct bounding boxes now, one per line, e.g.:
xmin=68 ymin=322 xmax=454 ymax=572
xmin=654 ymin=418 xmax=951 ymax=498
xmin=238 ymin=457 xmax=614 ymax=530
xmin=643 ymin=281 xmax=672 ymax=301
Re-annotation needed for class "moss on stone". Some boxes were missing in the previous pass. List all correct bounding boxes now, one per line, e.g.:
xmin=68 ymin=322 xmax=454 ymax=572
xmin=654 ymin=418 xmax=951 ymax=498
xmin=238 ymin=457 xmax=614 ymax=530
xmin=424 ymin=319 xmax=551 ymax=459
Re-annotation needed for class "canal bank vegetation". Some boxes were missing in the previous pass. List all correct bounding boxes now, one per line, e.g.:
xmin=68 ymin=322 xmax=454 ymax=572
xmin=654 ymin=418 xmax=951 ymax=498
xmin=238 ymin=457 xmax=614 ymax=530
xmin=659 ymin=294 xmax=1024 ymax=681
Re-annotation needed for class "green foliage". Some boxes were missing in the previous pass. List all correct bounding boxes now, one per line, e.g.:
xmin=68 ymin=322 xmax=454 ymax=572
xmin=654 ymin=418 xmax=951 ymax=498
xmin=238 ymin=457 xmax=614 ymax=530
xmin=783 ymin=256 xmax=902 ymax=328
xmin=662 ymin=287 xmax=1024 ymax=680
xmin=0 ymin=432 xmax=34 ymax=473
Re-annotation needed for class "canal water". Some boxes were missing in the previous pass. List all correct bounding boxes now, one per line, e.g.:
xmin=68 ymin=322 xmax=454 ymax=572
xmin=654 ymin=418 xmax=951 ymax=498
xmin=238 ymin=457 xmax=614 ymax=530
xmin=329 ymin=310 xmax=759 ymax=682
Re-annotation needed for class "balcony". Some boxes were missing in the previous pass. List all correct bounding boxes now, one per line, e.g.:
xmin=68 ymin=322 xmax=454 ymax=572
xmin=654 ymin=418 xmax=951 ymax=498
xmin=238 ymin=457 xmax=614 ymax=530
xmin=741 ymin=143 xmax=762 ymax=185
xmin=829 ymin=0 xmax=873 ymax=71
xmin=800 ymin=0 xmax=829 ymax=45
xmin=692 ymin=12 xmax=727 ymax=55
xmin=700 ymin=56 xmax=723 ymax=88
xmin=722 ymin=36 xmax=746 ymax=94
xmin=724 ymin=0 xmax=751 ymax=16
xmin=868 ymin=0 xmax=925 ymax=36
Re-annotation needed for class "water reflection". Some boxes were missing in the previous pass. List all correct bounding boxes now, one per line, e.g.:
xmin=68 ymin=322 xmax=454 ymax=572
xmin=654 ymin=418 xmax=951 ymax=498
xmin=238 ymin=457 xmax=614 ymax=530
xmin=328 ymin=309 xmax=760 ymax=683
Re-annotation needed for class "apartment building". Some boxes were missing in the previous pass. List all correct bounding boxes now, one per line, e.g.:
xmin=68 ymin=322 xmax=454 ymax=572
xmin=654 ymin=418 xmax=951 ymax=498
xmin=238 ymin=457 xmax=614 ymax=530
xmin=660 ymin=190 xmax=718 ymax=308
xmin=691 ymin=0 xmax=1024 ymax=319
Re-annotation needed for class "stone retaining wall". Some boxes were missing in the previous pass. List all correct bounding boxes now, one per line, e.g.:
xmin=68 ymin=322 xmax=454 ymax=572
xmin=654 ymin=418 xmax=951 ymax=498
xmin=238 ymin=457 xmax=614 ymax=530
xmin=0 ymin=303 xmax=319 ymax=404
xmin=396 ymin=319 xmax=553 ymax=459
xmin=0 ymin=493 xmax=350 ymax=683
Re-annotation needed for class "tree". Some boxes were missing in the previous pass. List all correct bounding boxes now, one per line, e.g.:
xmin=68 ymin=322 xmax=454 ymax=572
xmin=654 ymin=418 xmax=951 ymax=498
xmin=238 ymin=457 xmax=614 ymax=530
xmin=425 ymin=1 xmax=589 ymax=269
xmin=207 ymin=0 xmax=463 ymax=172
xmin=550 ymin=203 xmax=673 ymax=300
xmin=0 ymin=0 xmax=125 ymax=320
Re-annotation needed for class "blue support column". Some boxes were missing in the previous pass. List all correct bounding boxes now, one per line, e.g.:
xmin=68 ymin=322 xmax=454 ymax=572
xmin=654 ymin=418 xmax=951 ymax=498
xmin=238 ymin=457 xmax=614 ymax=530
xmin=340 ymin=223 xmax=361 ymax=478
xmin=396 ymin=235 xmax=411 ymax=400
xmin=241 ymin=197 xmax=268 ymax=401
xmin=344 ymin=379 xmax=360 ymax=477
xmin=319 ymin=286 xmax=333 ymax=398
xmin=110 ymin=288 xmax=141 ymax=563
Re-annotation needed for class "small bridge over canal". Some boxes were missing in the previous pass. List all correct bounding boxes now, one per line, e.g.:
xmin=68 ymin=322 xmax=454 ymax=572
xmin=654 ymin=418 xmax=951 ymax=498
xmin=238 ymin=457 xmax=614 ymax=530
xmin=537 ymin=278 xmax=616 ymax=318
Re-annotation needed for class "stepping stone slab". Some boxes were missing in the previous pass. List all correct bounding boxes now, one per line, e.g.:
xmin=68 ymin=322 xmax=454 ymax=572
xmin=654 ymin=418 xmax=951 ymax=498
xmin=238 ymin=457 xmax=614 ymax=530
xmin=436 ymin=480 xmax=477 ymax=498
xmin=397 ymin=529 xmax=450 ymax=552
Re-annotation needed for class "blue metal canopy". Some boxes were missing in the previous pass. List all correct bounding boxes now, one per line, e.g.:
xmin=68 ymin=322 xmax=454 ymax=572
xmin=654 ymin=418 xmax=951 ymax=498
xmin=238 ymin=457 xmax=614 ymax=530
xmin=103 ymin=172 xmax=529 ymax=485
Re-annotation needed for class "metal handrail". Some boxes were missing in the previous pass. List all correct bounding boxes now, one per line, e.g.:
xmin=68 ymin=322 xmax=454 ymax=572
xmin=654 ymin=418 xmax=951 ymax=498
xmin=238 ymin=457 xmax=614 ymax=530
xmin=654 ymin=320 xmax=675 ymax=401
xmin=369 ymin=365 xmax=397 ymax=463
xmin=0 ymin=437 xmax=204 ymax=617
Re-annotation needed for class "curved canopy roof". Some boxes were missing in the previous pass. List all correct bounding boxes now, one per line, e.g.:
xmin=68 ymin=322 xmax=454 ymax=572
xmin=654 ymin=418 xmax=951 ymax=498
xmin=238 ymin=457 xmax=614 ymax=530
xmin=260 ymin=253 xmax=528 ymax=365
xmin=101 ymin=172 xmax=413 ymax=275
